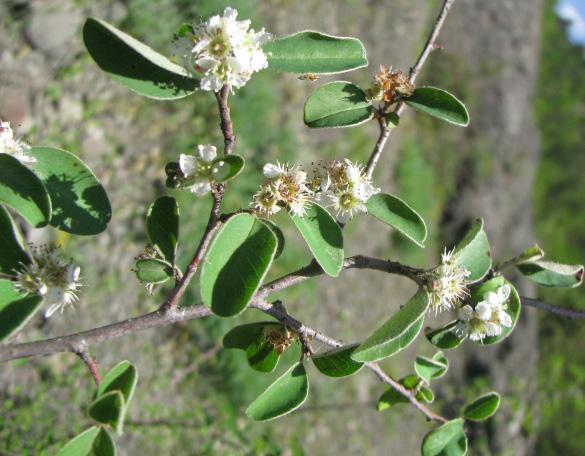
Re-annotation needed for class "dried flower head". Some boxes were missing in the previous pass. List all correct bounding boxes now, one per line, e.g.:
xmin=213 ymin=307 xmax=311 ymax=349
xmin=366 ymin=66 xmax=414 ymax=103
xmin=264 ymin=325 xmax=296 ymax=354
xmin=428 ymin=248 xmax=471 ymax=314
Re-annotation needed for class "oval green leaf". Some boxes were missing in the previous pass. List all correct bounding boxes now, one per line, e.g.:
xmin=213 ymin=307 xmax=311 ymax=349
xmin=303 ymin=81 xmax=374 ymax=128
xmin=211 ymin=155 xmax=245 ymax=183
xmin=260 ymin=219 xmax=285 ymax=259
xmin=452 ymin=218 xmax=491 ymax=282
xmin=0 ymin=279 xmax=43 ymax=342
xmin=57 ymin=426 xmax=116 ymax=456
xmin=29 ymin=147 xmax=112 ymax=235
xmin=135 ymin=258 xmax=173 ymax=284
xmin=366 ymin=193 xmax=427 ymax=247
xmin=471 ymin=277 xmax=521 ymax=345
xmin=290 ymin=203 xmax=344 ymax=277
xmin=0 ymin=154 xmax=51 ymax=228
xmin=97 ymin=360 xmax=139 ymax=408
xmin=425 ymin=322 xmax=463 ymax=350
xmin=146 ymin=196 xmax=179 ymax=264
xmin=463 ymin=392 xmax=500 ymax=422
xmin=201 ymin=214 xmax=277 ymax=317
xmin=377 ymin=374 xmax=432 ymax=411
xmin=414 ymin=353 xmax=448 ymax=384
xmin=0 ymin=204 xmax=30 ymax=274
xmin=263 ymin=31 xmax=368 ymax=74
xmin=352 ymin=288 xmax=429 ymax=362
xmin=83 ymin=17 xmax=198 ymax=99
xmin=518 ymin=260 xmax=584 ymax=288
xmin=246 ymin=363 xmax=309 ymax=421
xmin=223 ymin=322 xmax=283 ymax=373
xmin=405 ymin=87 xmax=469 ymax=127
xmin=312 ymin=343 xmax=364 ymax=378
xmin=421 ymin=418 xmax=468 ymax=456
xmin=88 ymin=390 xmax=125 ymax=434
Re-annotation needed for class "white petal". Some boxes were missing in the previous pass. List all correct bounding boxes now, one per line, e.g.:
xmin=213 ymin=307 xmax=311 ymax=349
xmin=499 ymin=310 xmax=513 ymax=327
xmin=196 ymin=56 xmax=220 ymax=71
xmin=486 ymin=322 xmax=501 ymax=337
xmin=263 ymin=163 xmax=282 ymax=179
xmin=223 ymin=7 xmax=238 ymax=21
xmin=475 ymin=301 xmax=492 ymax=320
xmin=486 ymin=291 xmax=499 ymax=306
xmin=179 ymin=154 xmax=198 ymax=177
xmin=498 ymin=284 xmax=511 ymax=302
xmin=44 ymin=303 xmax=61 ymax=318
xmin=197 ymin=144 xmax=217 ymax=162
xmin=189 ymin=180 xmax=212 ymax=195
xmin=458 ymin=305 xmax=473 ymax=321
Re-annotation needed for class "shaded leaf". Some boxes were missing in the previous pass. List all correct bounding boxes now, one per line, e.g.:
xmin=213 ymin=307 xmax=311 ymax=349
xmin=377 ymin=374 xmax=433 ymax=411
xmin=88 ymin=391 xmax=125 ymax=434
xmin=223 ymin=322 xmax=283 ymax=373
xmin=146 ymin=196 xmax=179 ymax=264
xmin=415 ymin=353 xmax=448 ymax=384
xmin=463 ymin=392 xmax=500 ymax=421
xmin=312 ymin=343 xmax=363 ymax=378
xmin=0 ymin=204 xmax=30 ymax=274
xmin=352 ymin=289 xmax=429 ymax=362
xmin=425 ymin=322 xmax=463 ymax=350
xmin=518 ymin=260 xmax=584 ymax=288
xmin=366 ymin=193 xmax=427 ymax=247
xmin=211 ymin=155 xmax=245 ymax=183
xmin=303 ymin=81 xmax=374 ymax=128
xmin=97 ymin=360 xmax=138 ymax=407
xmin=0 ymin=153 xmax=51 ymax=228
xmin=452 ymin=218 xmax=491 ymax=282
xmin=261 ymin=219 xmax=285 ymax=259
xmin=56 ymin=426 xmax=116 ymax=456
xmin=421 ymin=418 xmax=468 ymax=456
xmin=83 ymin=17 xmax=198 ymax=99
xmin=134 ymin=258 xmax=173 ymax=284
xmin=246 ymin=363 xmax=309 ymax=421
xmin=290 ymin=203 xmax=344 ymax=277
xmin=29 ymin=147 xmax=111 ymax=235
xmin=201 ymin=214 xmax=277 ymax=317
xmin=264 ymin=31 xmax=368 ymax=74
xmin=405 ymin=87 xmax=469 ymax=126
xmin=0 ymin=279 xmax=43 ymax=342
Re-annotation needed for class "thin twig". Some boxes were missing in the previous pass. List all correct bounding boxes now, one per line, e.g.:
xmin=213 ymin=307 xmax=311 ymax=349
xmin=74 ymin=345 xmax=101 ymax=386
xmin=522 ymin=297 xmax=585 ymax=319
xmin=365 ymin=0 xmax=456 ymax=178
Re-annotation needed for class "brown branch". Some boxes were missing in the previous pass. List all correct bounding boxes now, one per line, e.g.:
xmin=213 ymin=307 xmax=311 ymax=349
xmin=365 ymin=0 xmax=456 ymax=178
xmin=215 ymin=85 xmax=236 ymax=155
xmin=522 ymin=297 xmax=585 ymax=319
xmin=74 ymin=345 xmax=101 ymax=386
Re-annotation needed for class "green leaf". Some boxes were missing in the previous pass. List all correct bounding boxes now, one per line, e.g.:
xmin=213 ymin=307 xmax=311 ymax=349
xmin=420 ymin=385 xmax=435 ymax=403
xmin=264 ymin=31 xmax=368 ymax=74
xmin=29 ymin=147 xmax=112 ymax=236
xmin=471 ymin=277 xmax=521 ymax=345
xmin=405 ymin=87 xmax=469 ymax=127
xmin=223 ymin=322 xmax=283 ymax=373
xmin=260 ymin=219 xmax=285 ymax=259
xmin=246 ymin=363 xmax=309 ymax=421
xmin=312 ymin=343 xmax=364 ymax=378
xmin=421 ymin=418 xmax=468 ymax=456
xmin=0 ymin=154 xmax=51 ymax=228
xmin=201 ymin=214 xmax=277 ymax=317
xmin=97 ymin=360 xmax=138 ymax=407
xmin=211 ymin=155 xmax=245 ymax=183
xmin=290 ymin=203 xmax=344 ymax=277
xmin=463 ymin=392 xmax=500 ymax=422
xmin=0 ymin=204 xmax=30 ymax=274
xmin=518 ymin=260 xmax=584 ymax=288
xmin=414 ymin=353 xmax=448 ymax=384
xmin=146 ymin=196 xmax=179 ymax=264
xmin=377 ymin=374 xmax=432 ymax=411
xmin=303 ymin=81 xmax=374 ymax=128
xmin=88 ymin=391 xmax=125 ymax=434
xmin=425 ymin=322 xmax=463 ymax=350
xmin=134 ymin=258 xmax=173 ymax=283
xmin=452 ymin=218 xmax=491 ymax=282
xmin=515 ymin=244 xmax=545 ymax=264
xmin=0 ymin=279 xmax=43 ymax=342
xmin=366 ymin=193 xmax=427 ymax=247
xmin=352 ymin=288 xmax=429 ymax=362
xmin=56 ymin=426 xmax=116 ymax=456
xmin=83 ymin=17 xmax=198 ymax=99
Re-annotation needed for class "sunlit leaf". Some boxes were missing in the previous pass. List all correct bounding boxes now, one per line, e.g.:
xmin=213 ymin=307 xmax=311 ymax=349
xmin=405 ymin=87 xmax=469 ymax=126
xmin=56 ymin=426 xmax=116 ymax=456
xmin=463 ymin=392 xmax=500 ymax=422
xmin=312 ymin=344 xmax=363 ymax=377
xmin=518 ymin=260 xmax=584 ymax=288
xmin=452 ymin=218 xmax=491 ymax=282
xmin=421 ymin=418 xmax=468 ymax=456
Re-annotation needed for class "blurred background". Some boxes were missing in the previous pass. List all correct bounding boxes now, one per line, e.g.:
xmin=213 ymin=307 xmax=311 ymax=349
xmin=0 ymin=0 xmax=584 ymax=454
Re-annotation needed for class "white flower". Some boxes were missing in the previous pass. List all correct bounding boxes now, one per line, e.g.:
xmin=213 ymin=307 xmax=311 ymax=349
xmin=15 ymin=246 xmax=82 ymax=318
xmin=320 ymin=187 xmax=368 ymax=224
xmin=252 ymin=183 xmax=281 ymax=217
xmin=428 ymin=248 xmax=471 ymax=314
xmin=178 ymin=144 xmax=217 ymax=196
xmin=453 ymin=283 xmax=513 ymax=342
xmin=263 ymin=162 xmax=287 ymax=179
xmin=253 ymin=162 xmax=310 ymax=217
xmin=0 ymin=120 xmax=35 ymax=168
xmin=171 ymin=7 xmax=272 ymax=91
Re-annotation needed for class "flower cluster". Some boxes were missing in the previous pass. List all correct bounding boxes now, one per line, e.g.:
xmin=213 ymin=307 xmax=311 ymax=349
xmin=166 ymin=144 xmax=219 ymax=196
xmin=15 ymin=246 xmax=82 ymax=318
xmin=427 ymin=248 xmax=471 ymax=314
xmin=0 ymin=120 xmax=35 ymax=168
xmin=454 ymin=284 xmax=513 ymax=342
xmin=252 ymin=159 xmax=378 ymax=223
xmin=171 ymin=7 xmax=272 ymax=91
xmin=366 ymin=66 xmax=414 ymax=103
